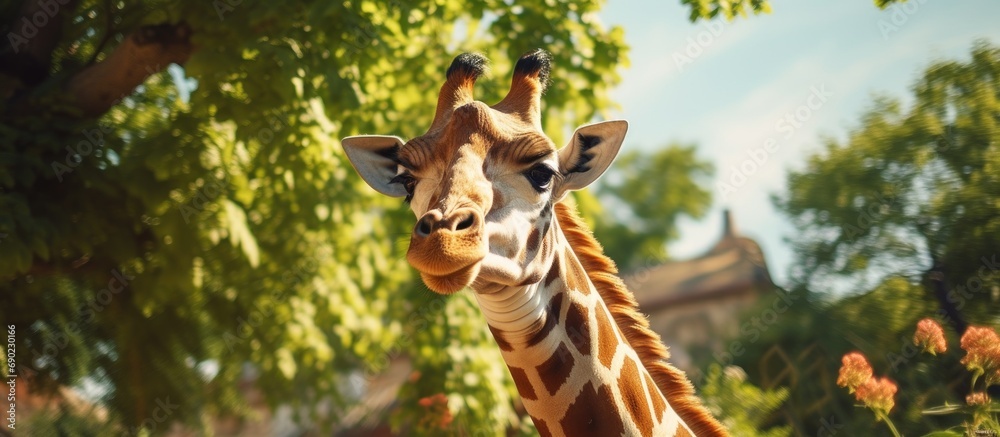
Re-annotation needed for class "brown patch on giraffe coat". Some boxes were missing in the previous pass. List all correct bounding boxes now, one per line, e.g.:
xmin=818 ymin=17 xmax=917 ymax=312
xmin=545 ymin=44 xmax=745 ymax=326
xmin=536 ymin=342 xmax=574 ymax=396
xmin=526 ymin=228 xmax=540 ymax=254
xmin=563 ymin=250 xmax=590 ymax=295
xmin=595 ymin=305 xmax=618 ymax=368
xmin=517 ymin=270 xmax=544 ymax=286
xmin=559 ymin=381 xmax=625 ymax=436
xmin=544 ymin=254 xmax=561 ymax=287
xmin=675 ymin=424 xmax=693 ymax=437
xmin=526 ymin=292 xmax=563 ymax=347
xmin=644 ymin=372 xmax=667 ymax=422
xmin=619 ymin=358 xmax=655 ymax=437
xmin=507 ymin=365 xmax=537 ymax=401
xmin=538 ymin=233 xmax=550 ymax=264
xmin=488 ymin=324 xmax=513 ymax=352
xmin=564 ymin=300 xmax=591 ymax=356
xmin=533 ymin=417 xmax=554 ymax=437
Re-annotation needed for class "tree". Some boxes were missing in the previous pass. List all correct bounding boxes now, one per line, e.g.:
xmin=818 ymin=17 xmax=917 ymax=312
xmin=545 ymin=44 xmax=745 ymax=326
xmin=1 ymin=1 xmax=627 ymax=434
xmin=774 ymin=40 xmax=1000 ymax=332
xmin=758 ymin=40 xmax=1000 ymax=436
xmin=588 ymin=145 xmax=714 ymax=270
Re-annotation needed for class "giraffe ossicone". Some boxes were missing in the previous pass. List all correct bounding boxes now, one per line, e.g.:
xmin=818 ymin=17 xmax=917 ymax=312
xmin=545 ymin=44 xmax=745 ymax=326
xmin=342 ymin=49 xmax=729 ymax=436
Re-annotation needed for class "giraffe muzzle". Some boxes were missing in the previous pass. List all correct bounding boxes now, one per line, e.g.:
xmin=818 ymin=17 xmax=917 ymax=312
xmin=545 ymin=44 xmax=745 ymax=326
xmin=414 ymin=208 xmax=478 ymax=237
xmin=406 ymin=208 xmax=488 ymax=292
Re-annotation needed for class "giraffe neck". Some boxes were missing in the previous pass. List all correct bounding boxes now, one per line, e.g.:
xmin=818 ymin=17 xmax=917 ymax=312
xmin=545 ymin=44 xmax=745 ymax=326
xmin=474 ymin=218 xmax=694 ymax=437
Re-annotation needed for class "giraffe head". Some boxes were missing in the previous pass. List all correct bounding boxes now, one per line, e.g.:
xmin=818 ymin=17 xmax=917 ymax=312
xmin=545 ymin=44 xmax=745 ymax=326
xmin=342 ymin=50 xmax=626 ymax=294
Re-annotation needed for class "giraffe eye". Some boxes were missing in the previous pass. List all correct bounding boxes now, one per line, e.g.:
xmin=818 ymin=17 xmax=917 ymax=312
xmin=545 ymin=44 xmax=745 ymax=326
xmin=390 ymin=173 xmax=417 ymax=202
xmin=525 ymin=165 xmax=555 ymax=191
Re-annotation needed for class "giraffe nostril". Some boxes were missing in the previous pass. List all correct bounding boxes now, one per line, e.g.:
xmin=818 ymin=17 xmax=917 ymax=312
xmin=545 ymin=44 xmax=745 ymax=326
xmin=416 ymin=216 xmax=433 ymax=237
xmin=455 ymin=213 xmax=476 ymax=231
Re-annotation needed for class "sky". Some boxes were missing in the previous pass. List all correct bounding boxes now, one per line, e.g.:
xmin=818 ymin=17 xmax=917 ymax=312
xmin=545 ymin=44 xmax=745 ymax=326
xmin=598 ymin=0 xmax=1000 ymax=287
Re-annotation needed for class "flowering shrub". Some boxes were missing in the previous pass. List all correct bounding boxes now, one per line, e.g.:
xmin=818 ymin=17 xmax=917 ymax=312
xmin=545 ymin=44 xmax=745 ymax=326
xmin=837 ymin=319 xmax=1000 ymax=437
xmin=854 ymin=377 xmax=898 ymax=417
xmin=836 ymin=352 xmax=900 ymax=435
xmin=914 ymin=318 xmax=947 ymax=355
xmin=960 ymin=326 xmax=1000 ymax=387
xmin=837 ymin=352 xmax=874 ymax=393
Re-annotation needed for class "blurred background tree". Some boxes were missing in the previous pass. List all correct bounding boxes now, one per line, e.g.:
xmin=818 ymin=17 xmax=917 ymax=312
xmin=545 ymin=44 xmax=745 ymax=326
xmin=725 ymin=41 xmax=1000 ymax=435
xmin=589 ymin=145 xmax=714 ymax=270
xmin=775 ymin=40 xmax=1000 ymax=332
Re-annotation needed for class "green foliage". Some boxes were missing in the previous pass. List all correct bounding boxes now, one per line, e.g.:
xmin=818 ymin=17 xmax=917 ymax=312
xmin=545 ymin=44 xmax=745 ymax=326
xmin=875 ymin=0 xmax=915 ymax=9
xmin=0 ymin=0 xmax=628 ymax=433
xmin=680 ymin=0 xmax=772 ymax=22
xmin=592 ymin=145 xmax=714 ymax=269
xmin=730 ymin=280 xmax=976 ymax=435
xmin=21 ymin=405 xmax=120 ymax=437
xmin=774 ymin=40 xmax=1000 ymax=325
xmin=751 ymin=40 xmax=1000 ymax=436
xmin=700 ymin=364 xmax=791 ymax=437
xmin=391 ymin=293 xmax=533 ymax=436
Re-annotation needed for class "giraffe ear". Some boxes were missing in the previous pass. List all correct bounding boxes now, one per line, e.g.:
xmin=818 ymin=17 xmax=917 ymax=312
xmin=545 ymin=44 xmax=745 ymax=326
xmin=342 ymin=135 xmax=408 ymax=197
xmin=555 ymin=120 xmax=627 ymax=196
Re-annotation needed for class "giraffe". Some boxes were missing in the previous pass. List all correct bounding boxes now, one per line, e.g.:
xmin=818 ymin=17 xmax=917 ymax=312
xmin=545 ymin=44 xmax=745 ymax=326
xmin=341 ymin=49 xmax=729 ymax=436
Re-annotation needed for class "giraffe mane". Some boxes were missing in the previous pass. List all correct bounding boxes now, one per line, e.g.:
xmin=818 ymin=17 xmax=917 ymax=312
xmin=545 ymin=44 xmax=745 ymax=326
xmin=554 ymin=201 xmax=730 ymax=437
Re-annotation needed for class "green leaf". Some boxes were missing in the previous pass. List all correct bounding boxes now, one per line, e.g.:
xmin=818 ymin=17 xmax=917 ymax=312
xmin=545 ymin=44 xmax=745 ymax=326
xmin=223 ymin=199 xmax=260 ymax=268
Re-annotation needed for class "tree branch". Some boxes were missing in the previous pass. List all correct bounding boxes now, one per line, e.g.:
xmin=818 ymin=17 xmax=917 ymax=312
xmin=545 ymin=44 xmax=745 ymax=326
xmin=66 ymin=21 xmax=193 ymax=117
xmin=84 ymin=0 xmax=116 ymax=66
xmin=927 ymin=260 xmax=967 ymax=335
xmin=0 ymin=0 xmax=81 ymax=94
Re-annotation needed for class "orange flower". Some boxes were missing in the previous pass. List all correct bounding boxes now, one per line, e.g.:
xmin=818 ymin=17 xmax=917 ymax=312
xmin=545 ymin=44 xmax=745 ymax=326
xmin=855 ymin=376 xmax=897 ymax=415
xmin=416 ymin=393 xmax=452 ymax=430
xmin=439 ymin=409 xmax=454 ymax=428
xmin=966 ymin=392 xmax=990 ymax=406
xmin=418 ymin=392 xmax=448 ymax=408
xmin=959 ymin=326 xmax=1000 ymax=381
xmin=913 ymin=318 xmax=947 ymax=355
xmin=837 ymin=352 xmax=874 ymax=392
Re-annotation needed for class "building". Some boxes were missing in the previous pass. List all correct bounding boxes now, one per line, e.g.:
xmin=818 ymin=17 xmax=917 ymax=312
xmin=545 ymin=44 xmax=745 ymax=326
xmin=625 ymin=210 xmax=777 ymax=374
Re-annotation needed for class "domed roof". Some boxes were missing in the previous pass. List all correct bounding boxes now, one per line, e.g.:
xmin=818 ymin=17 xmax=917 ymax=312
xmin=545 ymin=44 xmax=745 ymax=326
xmin=624 ymin=210 xmax=774 ymax=312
